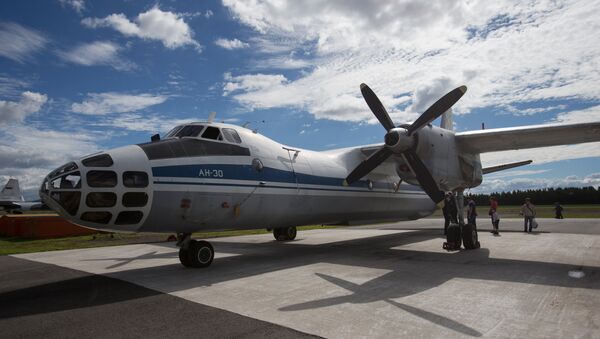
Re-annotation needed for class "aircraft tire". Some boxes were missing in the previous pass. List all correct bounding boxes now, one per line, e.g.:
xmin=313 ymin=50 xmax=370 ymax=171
xmin=285 ymin=226 xmax=297 ymax=240
xmin=462 ymin=223 xmax=480 ymax=250
xmin=187 ymin=240 xmax=214 ymax=268
xmin=178 ymin=248 xmax=192 ymax=267
xmin=274 ymin=227 xmax=297 ymax=241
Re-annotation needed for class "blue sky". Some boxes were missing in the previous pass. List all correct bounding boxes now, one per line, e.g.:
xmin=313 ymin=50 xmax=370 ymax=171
xmin=1 ymin=0 xmax=600 ymax=199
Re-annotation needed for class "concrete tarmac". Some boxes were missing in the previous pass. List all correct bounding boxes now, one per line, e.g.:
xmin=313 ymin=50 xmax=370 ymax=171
xmin=4 ymin=218 xmax=600 ymax=338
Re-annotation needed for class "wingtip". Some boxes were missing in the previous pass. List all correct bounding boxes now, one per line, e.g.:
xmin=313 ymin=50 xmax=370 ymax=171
xmin=360 ymin=83 xmax=368 ymax=90
xmin=459 ymin=85 xmax=467 ymax=94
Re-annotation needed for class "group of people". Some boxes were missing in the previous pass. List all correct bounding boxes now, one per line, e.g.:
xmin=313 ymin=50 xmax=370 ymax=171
xmin=442 ymin=193 xmax=566 ymax=236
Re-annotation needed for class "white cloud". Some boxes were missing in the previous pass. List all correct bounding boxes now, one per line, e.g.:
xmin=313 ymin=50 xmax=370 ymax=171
xmin=480 ymin=142 xmax=600 ymax=169
xmin=82 ymin=6 xmax=201 ymax=51
xmin=221 ymin=1 xmax=600 ymax=123
xmin=59 ymin=0 xmax=85 ymax=14
xmin=214 ymin=38 xmax=249 ymax=50
xmin=93 ymin=113 xmax=197 ymax=134
xmin=57 ymin=41 xmax=135 ymax=71
xmin=205 ymin=10 xmax=214 ymax=19
xmin=0 ymin=125 xmax=100 ymax=199
xmin=472 ymin=172 xmax=600 ymax=194
xmin=553 ymin=105 xmax=600 ymax=124
xmin=0 ymin=22 xmax=48 ymax=63
xmin=0 ymin=91 xmax=48 ymax=125
xmin=71 ymin=92 xmax=168 ymax=115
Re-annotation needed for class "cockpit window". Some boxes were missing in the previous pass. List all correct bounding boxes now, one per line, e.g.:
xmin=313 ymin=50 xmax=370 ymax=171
xmin=201 ymin=126 xmax=222 ymax=140
xmin=222 ymin=128 xmax=242 ymax=144
xmin=175 ymin=125 xmax=204 ymax=137
xmin=165 ymin=125 xmax=184 ymax=138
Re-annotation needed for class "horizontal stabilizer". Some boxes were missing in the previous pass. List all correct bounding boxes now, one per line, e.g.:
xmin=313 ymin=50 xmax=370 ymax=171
xmin=482 ymin=160 xmax=533 ymax=175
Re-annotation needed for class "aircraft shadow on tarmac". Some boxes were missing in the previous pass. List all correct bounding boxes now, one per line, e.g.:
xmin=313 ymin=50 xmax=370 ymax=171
xmin=3 ymin=229 xmax=598 ymax=337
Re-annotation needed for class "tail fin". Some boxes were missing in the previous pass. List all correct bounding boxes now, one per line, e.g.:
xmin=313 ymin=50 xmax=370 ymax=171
xmin=440 ymin=108 xmax=453 ymax=130
xmin=1 ymin=179 xmax=24 ymax=202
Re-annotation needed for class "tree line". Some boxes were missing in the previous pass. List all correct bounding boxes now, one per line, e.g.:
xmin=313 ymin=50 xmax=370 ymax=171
xmin=465 ymin=186 xmax=600 ymax=205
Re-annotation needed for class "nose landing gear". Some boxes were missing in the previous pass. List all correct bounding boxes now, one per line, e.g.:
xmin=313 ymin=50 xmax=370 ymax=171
xmin=177 ymin=233 xmax=214 ymax=268
xmin=273 ymin=226 xmax=297 ymax=241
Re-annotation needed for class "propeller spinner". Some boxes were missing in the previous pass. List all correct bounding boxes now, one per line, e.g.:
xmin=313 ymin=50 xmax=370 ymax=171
xmin=344 ymin=83 xmax=467 ymax=204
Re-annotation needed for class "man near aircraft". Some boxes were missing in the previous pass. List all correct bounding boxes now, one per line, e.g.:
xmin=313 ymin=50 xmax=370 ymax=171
xmin=521 ymin=198 xmax=536 ymax=233
xmin=442 ymin=192 xmax=458 ymax=235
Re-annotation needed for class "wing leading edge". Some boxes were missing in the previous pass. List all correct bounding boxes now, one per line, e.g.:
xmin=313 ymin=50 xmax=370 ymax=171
xmin=455 ymin=122 xmax=600 ymax=154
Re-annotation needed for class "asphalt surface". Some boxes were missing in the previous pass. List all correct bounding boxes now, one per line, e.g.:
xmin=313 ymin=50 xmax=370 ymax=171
xmin=0 ymin=256 xmax=316 ymax=338
xmin=3 ymin=218 xmax=600 ymax=338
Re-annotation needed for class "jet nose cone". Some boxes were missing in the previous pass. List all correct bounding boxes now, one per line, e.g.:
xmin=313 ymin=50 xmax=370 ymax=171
xmin=41 ymin=145 xmax=153 ymax=231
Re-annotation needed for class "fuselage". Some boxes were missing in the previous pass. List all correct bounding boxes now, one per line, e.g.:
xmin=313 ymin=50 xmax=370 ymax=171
xmin=40 ymin=122 xmax=438 ymax=233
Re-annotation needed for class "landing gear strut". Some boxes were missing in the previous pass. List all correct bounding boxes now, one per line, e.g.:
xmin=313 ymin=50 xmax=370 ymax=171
xmin=177 ymin=233 xmax=214 ymax=268
xmin=444 ymin=190 xmax=480 ymax=251
xmin=273 ymin=226 xmax=297 ymax=241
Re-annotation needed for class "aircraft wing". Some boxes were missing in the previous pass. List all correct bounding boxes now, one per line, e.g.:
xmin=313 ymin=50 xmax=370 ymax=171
xmin=455 ymin=122 xmax=600 ymax=153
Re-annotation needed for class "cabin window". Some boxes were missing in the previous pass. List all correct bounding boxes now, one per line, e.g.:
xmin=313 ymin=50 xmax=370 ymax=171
xmin=51 ymin=191 xmax=80 ymax=215
xmin=175 ymin=125 xmax=204 ymax=137
xmin=122 ymin=192 xmax=148 ymax=207
xmin=48 ymin=162 xmax=78 ymax=178
xmin=252 ymin=158 xmax=264 ymax=172
xmin=81 ymin=211 xmax=112 ymax=224
xmin=222 ymin=128 xmax=242 ymax=144
xmin=82 ymin=154 xmax=113 ymax=167
xmin=86 ymin=192 xmax=117 ymax=208
xmin=115 ymin=211 xmax=143 ymax=225
xmin=123 ymin=171 xmax=148 ymax=188
xmin=51 ymin=172 xmax=81 ymax=189
xmin=201 ymin=126 xmax=222 ymax=140
xmin=87 ymin=171 xmax=117 ymax=187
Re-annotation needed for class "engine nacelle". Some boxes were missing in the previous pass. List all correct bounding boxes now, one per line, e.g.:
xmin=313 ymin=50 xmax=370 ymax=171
xmin=395 ymin=124 xmax=482 ymax=191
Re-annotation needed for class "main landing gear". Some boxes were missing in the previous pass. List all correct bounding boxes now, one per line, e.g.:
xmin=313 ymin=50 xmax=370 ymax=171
xmin=177 ymin=233 xmax=214 ymax=268
xmin=273 ymin=226 xmax=297 ymax=241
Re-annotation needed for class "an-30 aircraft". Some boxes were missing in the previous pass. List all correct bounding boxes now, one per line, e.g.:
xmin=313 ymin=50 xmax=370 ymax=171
xmin=40 ymin=84 xmax=600 ymax=268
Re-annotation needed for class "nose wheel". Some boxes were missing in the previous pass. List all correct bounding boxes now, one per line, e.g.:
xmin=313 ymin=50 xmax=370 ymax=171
xmin=177 ymin=233 xmax=214 ymax=268
xmin=273 ymin=226 xmax=297 ymax=241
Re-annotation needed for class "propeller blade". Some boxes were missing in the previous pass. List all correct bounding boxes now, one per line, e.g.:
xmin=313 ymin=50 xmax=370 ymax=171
xmin=407 ymin=85 xmax=467 ymax=135
xmin=344 ymin=147 xmax=393 ymax=186
xmin=402 ymin=149 xmax=444 ymax=203
xmin=360 ymin=83 xmax=395 ymax=131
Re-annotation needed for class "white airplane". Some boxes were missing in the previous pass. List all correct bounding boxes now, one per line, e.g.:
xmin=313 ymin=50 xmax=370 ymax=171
xmin=0 ymin=178 xmax=43 ymax=213
xmin=39 ymin=84 xmax=600 ymax=268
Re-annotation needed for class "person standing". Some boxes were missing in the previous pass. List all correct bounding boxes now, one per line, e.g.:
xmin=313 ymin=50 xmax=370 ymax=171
xmin=467 ymin=198 xmax=477 ymax=226
xmin=520 ymin=198 xmax=536 ymax=232
xmin=489 ymin=196 xmax=500 ymax=235
xmin=554 ymin=202 xmax=564 ymax=219
xmin=442 ymin=192 xmax=458 ymax=235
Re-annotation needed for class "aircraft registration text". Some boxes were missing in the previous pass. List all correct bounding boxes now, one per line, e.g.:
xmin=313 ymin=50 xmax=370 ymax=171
xmin=198 ymin=169 xmax=224 ymax=178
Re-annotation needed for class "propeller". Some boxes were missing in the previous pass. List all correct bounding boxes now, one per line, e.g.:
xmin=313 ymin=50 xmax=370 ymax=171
xmin=344 ymin=83 xmax=467 ymax=203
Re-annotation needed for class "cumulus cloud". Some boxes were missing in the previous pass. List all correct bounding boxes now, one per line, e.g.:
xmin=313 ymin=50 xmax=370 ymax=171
xmin=214 ymin=38 xmax=249 ymax=50
xmin=71 ymin=92 xmax=168 ymax=115
xmin=92 ymin=113 xmax=197 ymax=133
xmin=553 ymin=105 xmax=600 ymax=124
xmin=0 ymin=91 xmax=48 ymax=125
xmin=0 ymin=125 xmax=100 ymax=199
xmin=220 ymin=1 xmax=600 ymax=122
xmin=57 ymin=41 xmax=135 ymax=71
xmin=81 ymin=6 xmax=201 ymax=51
xmin=59 ymin=0 xmax=85 ymax=14
xmin=0 ymin=22 xmax=48 ymax=63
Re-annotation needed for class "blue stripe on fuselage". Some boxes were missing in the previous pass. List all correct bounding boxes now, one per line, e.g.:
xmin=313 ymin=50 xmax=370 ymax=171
xmin=151 ymin=164 xmax=420 ymax=191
